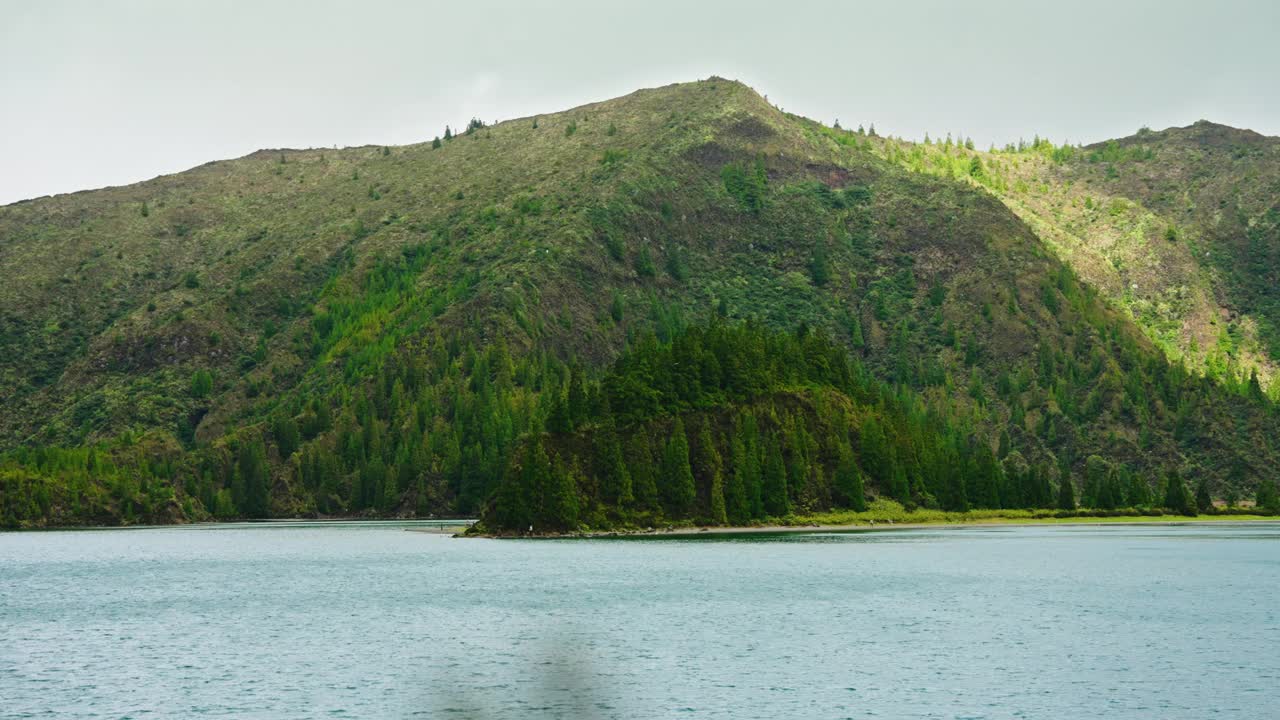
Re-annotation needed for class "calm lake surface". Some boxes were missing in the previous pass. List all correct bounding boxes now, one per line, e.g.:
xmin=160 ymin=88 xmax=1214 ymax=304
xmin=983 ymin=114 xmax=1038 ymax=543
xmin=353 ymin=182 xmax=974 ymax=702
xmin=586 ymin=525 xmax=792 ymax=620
xmin=2 ymin=522 xmax=1279 ymax=719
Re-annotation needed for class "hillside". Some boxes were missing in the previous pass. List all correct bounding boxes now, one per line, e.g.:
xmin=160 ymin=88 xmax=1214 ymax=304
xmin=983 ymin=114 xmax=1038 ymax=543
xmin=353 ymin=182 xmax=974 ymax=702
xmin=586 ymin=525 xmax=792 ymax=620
xmin=2 ymin=78 xmax=1278 ymax=528
xmin=864 ymin=120 xmax=1280 ymax=390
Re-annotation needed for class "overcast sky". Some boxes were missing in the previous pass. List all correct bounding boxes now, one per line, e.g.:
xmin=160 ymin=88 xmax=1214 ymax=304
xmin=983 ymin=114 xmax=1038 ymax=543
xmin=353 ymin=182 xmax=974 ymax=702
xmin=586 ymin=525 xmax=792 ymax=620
xmin=2 ymin=0 xmax=1277 ymax=205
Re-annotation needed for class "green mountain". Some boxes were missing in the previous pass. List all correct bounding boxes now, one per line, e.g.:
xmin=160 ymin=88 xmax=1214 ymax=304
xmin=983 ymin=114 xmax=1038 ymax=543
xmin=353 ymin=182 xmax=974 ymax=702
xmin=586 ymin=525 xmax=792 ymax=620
xmin=2 ymin=78 xmax=1277 ymax=529
xmin=871 ymin=121 xmax=1280 ymax=388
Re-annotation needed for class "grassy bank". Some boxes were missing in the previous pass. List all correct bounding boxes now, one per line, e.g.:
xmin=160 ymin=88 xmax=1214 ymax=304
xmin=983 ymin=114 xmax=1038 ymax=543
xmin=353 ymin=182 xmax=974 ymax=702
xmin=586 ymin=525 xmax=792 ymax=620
xmin=467 ymin=499 xmax=1277 ymax=537
xmin=788 ymin=500 xmax=1274 ymax=527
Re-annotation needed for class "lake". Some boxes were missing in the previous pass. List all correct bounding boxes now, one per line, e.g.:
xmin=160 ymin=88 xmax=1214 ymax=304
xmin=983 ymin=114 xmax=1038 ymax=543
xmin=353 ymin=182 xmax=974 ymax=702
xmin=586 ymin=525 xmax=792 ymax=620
xmin=2 ymin=521 xmax=1278 ymax=719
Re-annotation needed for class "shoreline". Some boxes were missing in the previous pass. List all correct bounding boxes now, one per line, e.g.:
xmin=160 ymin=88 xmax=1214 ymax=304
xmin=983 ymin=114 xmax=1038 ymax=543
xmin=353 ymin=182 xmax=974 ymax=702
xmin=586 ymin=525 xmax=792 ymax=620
xmin=467 ymin=513 xmax=1280 ymax=539
xmin=9 ymin=514 xmax=1275 ymax=536
xmin=3 ymin=517 xmax=478 ymax=533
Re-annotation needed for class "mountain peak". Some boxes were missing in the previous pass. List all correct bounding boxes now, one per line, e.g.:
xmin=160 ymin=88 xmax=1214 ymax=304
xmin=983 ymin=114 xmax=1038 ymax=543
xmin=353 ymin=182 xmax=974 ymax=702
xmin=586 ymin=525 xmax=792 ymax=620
xmin=1100 ymin=119 xmax=1275 ymax=151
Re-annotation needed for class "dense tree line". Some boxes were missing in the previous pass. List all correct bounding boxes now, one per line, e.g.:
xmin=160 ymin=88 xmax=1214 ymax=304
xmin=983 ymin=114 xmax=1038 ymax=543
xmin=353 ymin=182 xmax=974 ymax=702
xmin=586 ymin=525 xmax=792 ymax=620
xmin=481 ymin=321 xmax=1264 ymax=532
xmin=7 ymin=312 xmax=1280 ymax=529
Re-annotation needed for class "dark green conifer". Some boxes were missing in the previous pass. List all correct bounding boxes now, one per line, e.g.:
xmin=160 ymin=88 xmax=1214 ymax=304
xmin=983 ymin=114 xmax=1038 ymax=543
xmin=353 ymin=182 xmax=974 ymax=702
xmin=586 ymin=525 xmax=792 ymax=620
xmin=238 ymin=439 xmax=269 ymax=518
xmin=1256 ymin=478 xmax=1280 ymax=513
xmin=541 ymin=456 xmax=581 ymax=531
xmin=660 ymin=418 xmax=696 ymax=517
xmin=272 ymin=416 xmax=300 ymax=458
xmin=626 ymin=434 xmax=659 ymax=512
xmin=1058 ymin=473 xmax=1076 ymax=510
xmin=596 ymin=426 xmax=633 ymax=509
xmin=691 ymin=417 xmax=725 ymax=521
xmin=1163 ymin=470 xmax=1196 ymax=516
xmin=1195 ymin=476 xmax=1213 ymax=514
xmin=762 ymin=434 xmax=789 ymax=516
xmin=726 ymin=429 xmax=750 ymax=524
xmin=833 ymin=442 xmax=867 ymax=511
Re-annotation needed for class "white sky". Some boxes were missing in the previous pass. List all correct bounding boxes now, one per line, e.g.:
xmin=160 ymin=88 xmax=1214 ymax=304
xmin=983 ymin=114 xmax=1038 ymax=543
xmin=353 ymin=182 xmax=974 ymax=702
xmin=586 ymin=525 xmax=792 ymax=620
xmin=2 ymin=0 xmax=1278 ymax=204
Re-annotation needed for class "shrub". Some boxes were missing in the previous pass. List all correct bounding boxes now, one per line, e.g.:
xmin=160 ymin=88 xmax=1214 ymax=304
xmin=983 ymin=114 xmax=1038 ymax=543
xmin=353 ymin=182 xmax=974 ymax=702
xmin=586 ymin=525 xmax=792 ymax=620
xmin=809 ymin=242 xmax=830 ymax=286
xmin=610 ymin=292 xmax=624 ymax=322
xmin=636 ymin=246 xmax=656 ymax=277
xmin=190 ymin=369 xmax=213 ymax=399
xmin=513 ymin=195 xmax=543 ymax=216
xmin=721 ymin=158 xmax=767 ymax=213
xmin=841 ymin=184 xmax=872 ymax=205
xmin=603 ymin=231 xmax=625 ymax=262
xmin=665 ymin=245 xmax=688 ymax=282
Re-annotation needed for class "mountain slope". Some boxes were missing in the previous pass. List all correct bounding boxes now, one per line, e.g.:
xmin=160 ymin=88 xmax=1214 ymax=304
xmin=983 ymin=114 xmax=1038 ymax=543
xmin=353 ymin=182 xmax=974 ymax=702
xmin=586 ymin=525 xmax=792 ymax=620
xmin=865 ymin=121 xmax=1280 ymax=390
xmin=2 ymin=78 xmax=1277 ymax=528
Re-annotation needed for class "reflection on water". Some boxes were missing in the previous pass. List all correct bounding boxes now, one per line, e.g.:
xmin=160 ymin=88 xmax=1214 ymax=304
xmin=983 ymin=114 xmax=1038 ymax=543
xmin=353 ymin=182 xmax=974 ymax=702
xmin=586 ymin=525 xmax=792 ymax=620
xmin=3 ymin=522 xmax=1279 ymax=718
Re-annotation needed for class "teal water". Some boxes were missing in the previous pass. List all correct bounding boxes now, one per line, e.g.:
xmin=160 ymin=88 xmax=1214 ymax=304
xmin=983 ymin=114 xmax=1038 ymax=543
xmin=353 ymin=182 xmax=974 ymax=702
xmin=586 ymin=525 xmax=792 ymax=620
xmin=2 ymin=522 xmax=1279 ymax=719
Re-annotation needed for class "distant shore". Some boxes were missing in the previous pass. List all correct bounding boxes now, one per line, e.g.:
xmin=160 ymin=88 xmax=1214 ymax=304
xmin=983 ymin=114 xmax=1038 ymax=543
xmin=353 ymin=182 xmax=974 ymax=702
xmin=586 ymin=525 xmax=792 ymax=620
xmin=465 ymin=512 xmax=1279 ymax=539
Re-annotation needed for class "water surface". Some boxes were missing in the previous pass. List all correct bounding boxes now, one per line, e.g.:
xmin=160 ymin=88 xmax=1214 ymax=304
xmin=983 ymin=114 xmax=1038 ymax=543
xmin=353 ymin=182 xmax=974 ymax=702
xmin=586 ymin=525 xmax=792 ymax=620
xmin=3 ymin=521 xmax=1279 ymax=719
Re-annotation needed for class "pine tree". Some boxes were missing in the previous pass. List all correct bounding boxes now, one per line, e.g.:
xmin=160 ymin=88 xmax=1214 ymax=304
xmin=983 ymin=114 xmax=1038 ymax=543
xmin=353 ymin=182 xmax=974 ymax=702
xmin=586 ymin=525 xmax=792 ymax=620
xmin=660 ymin=419 xmax=696 ymax=517
xmin=541 ymin=456 xmax=581 ymax=531
xmin=382 ymin=463 xmax=401 ymax=511
xmin=494 ymin=443 xmax=543 ymax=531
xmin=809 ymin=241 xmax=830 ymax=286
xmin=1127 ymin=471 xmax=1153 ymax=507
xmin=596 ymin=426 xmax=632 ymax=509
xmin=762 ymin=434 xmax=789 ymax=516
xmin=567 ymin=366 xmax=588 ymax=428
xmin=1247 ymin=369 xmax=1265 ymax=401
xmin=833 ymin=442 xmax=867 ymax=511
xmin=238 ymin=439 xmax=269 ymax=518
xmin=848 ymin=311 xmax=865 ymax=350
xmin=1098 ymin=466 xmax=1121 ymax=510
xmin=972 ymin=443 xmax=1002 ymax=508
xmin=691 ymin=418 xmax=724 ymax=521
xmin=1058 ymin=473 xmax=1076 ymax=510
xmin=726 ymin=431 xmax=750 ymax=524
xmin=547 ymin=388 xmax=572 ymax=434
xmin=708 ymin=465 xmax=728 ymax=525
xmin=272 ymin=416 xmax=300 ymax=458
xmin=1002 ymin=450 xmax=1029 ymax=508
xmin=939 ymin=445 xmax=969 ymax=512
xmin=1255 ymin=477 xmax=1279 ymax=513
xmin=627 ymin=434 xmax=659 ymax=512
xmin=1194 ymin=476 xmax=1213 ymax=514
xmin=859 ymin=418 xmax=892 ymax=491
xmin=1083 ymin=455 xmax=1107 ymax=508
xmin=737 ymin=413 xmax=764 ymax=519
xmin=1163 ymin=470 xmax=1196 ymax=516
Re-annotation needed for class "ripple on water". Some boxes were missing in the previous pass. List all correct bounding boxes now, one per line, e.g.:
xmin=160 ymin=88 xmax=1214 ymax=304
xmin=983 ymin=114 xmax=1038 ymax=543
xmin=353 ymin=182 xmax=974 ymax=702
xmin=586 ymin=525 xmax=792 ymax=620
xmin=1 ymin=522 xmax=1279 ymax=718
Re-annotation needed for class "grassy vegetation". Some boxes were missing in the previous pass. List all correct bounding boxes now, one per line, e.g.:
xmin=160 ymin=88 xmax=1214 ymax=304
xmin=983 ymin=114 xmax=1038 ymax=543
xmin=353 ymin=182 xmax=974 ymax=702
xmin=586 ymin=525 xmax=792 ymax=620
xmin=787 ymin=499 xmax=1274 ymax=527
xmin=2 ymin=78 xmax=1279 ymax=529
xmin=479 ymin=499 xmax=1276 ymax=537
xmin=825 ymin=120 xmax=1280 ymax=394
